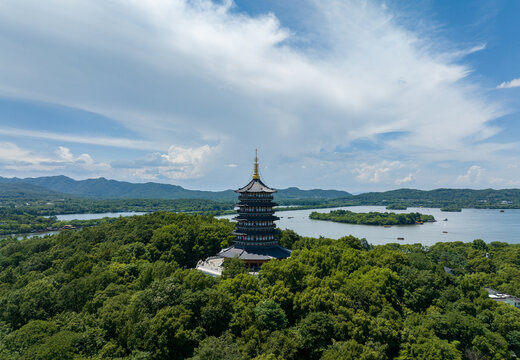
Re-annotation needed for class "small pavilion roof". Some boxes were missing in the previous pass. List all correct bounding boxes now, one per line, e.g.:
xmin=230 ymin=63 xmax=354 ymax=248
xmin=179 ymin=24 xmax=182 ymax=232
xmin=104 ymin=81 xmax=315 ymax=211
xmin=236 ymin=178 xmax=276 ymax=193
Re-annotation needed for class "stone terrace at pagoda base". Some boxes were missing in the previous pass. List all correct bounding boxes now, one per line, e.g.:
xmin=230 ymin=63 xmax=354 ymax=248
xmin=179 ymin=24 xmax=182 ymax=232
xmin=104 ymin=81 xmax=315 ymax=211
xmin=195 ymin=245 xmax=291 ymax=275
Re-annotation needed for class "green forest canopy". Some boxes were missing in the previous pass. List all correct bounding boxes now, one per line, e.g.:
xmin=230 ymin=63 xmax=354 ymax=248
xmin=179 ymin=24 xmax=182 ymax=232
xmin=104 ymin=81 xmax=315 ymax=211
xmin=0 ymin=212 xmax=519 ymax=359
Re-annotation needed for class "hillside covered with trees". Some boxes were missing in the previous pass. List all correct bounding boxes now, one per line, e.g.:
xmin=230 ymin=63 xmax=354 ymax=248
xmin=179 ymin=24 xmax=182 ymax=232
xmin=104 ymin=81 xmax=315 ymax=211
xmin=0 ymin=212 xmax=519 ymax=359
xmin=350 ymin=188 xmax=520 ymax=209
xmin=0 ymin=176 xmax=351 ymax=201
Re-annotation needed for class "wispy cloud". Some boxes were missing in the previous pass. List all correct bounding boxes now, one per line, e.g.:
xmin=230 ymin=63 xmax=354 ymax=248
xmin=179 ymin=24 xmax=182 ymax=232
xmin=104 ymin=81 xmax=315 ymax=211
xmin=497 ymin=78 xmax=520 ymax=89
xmin=451 ymin=43 xmax=487 ymax=58
xmin=0 ymin=128 xmax=160 ymax=150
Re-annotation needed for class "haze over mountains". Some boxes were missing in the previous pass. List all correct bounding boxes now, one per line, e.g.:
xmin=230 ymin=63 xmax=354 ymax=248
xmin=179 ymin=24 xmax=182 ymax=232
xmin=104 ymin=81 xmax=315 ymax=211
xmin=0 ymin=175 xmax=351 ymax=201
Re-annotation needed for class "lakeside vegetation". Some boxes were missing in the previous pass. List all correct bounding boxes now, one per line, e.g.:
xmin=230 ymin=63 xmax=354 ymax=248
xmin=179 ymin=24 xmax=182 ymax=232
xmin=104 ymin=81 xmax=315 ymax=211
xmin=0 ymin=212 xmax=519 ymax=359
xmin=309 ymin=210 xmax=435 ymax=226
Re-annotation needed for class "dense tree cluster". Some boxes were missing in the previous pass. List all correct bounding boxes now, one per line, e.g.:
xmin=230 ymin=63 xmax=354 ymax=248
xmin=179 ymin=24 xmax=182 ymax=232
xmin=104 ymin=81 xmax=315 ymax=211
xmin=309 ymin=210 xmax=435 ymax=225
xmin=0 ymin=198 xmax=234 ymax=217
xmin=0 ymin=213 xmax=519 ymax=359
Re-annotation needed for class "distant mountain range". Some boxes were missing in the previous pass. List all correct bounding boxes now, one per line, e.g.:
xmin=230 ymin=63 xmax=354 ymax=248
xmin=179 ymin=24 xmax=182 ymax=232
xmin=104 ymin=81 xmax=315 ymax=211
xmin=2 ymin=175 xmax=519 ymax=207
xmin=0 ymin=175 xmax=352 ymax=201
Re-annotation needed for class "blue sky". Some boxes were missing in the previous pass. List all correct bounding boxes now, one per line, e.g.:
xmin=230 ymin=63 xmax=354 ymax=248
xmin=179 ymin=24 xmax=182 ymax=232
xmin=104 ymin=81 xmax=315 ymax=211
xmin=0 ymin=0 xmax=519 ymax=192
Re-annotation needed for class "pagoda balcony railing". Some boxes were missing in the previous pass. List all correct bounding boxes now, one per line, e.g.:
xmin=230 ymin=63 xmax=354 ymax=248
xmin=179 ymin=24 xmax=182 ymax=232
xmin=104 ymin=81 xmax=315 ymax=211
xmin=235 ymin=227 xmax=279 ymax=233
xmin=238 ymin=194 xmax=273 ymax=200
xmin=234 ymin=240 xmax=279 ymax=247
xmin=234 ymin=232 xmax=279 ymax=237
xmin=237 ymin=196 xmax=274 ymax=201
xmin=237 ymin=209 xmax=275 ymax=214
xmin=236 ymin=222 xmax=275 ymax=227
xmin=234 ymin=215 xmax=280 ymax=221
xmin=236 ymin=201 xmax=278 ymax=207
xmin=235 ymin=235 xmax=277 ymax=242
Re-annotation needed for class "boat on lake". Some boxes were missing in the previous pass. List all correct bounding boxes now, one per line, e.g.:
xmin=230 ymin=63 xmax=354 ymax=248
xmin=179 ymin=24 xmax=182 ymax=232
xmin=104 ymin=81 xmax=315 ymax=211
xmin=443 ymin=231 xmax=448 ymax=234
xmin=500 ymin=210 xmax=505 ymax=213
xmin=397 ymin=237 xmax=404 ymax=240
xmin=443 ymin=218 xmax=448 ymax=221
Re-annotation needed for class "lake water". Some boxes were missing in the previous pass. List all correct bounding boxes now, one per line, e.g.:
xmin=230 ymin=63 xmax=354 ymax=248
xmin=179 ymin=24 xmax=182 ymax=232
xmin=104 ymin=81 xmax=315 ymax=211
xmin=6 ymin=208 xmax=520 ymax=245
xmin=219 ymin=206 xmax=520 ymax=245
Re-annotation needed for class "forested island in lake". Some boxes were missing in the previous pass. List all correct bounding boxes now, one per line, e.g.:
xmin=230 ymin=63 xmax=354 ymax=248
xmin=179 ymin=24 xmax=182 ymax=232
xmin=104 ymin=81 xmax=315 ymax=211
xmin=0 ymin=212 xmax=519 ymax=359
xmin=309 ymin=210 xmax=435 ymax=225
xmin=385 ymin=204 xmax=408 ymax=210
xmin=441 ymin=207 xmax=463 ymax=212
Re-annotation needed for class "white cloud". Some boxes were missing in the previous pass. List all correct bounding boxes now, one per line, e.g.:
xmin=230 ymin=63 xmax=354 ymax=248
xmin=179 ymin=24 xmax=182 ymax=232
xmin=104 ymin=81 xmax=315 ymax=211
xmin=57 ymin=146 xmax=74 ymax=161
xmin=159 ymin=144 xmax=214 ymax=179
xmin=107 ymin=144 xmax=216 ymax=181
xmin=395 ymin=173 xmax=415 ymax=185
xmin=227 ymin=163 xmax=238 ymax=168
xmin=497 ymin=78 xmax=520 ymax=89
xmin=353 ymin=161 xmax=403 ymax=183
xmin=0 ymin=0 xmax=513 ymax=189
xmin=456 ymin=165 xmax=483 ymax=185
xmin=0 ymin=142 xmax=51 ymax=165
xmin=0 ymin=143 xmax=109 ymax=174
xmin=56 ymin=146 xmax=104 ymax=169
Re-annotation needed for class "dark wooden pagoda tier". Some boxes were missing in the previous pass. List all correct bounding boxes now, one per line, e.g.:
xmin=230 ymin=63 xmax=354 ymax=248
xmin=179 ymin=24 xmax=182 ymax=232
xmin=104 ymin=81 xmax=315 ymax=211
xmin=217 ymin=153 xmax=291 ymax=268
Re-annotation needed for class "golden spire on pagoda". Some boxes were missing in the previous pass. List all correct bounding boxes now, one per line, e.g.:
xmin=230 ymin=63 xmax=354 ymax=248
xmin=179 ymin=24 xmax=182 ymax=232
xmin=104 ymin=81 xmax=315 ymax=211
xmin=253 ymin=149 xmax=260 ymax=179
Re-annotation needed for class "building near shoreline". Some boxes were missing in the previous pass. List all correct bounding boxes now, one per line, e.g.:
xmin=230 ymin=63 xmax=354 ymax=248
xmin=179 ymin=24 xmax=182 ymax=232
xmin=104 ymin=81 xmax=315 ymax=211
xmin=196 ymin=151 xmax=291 ymax=276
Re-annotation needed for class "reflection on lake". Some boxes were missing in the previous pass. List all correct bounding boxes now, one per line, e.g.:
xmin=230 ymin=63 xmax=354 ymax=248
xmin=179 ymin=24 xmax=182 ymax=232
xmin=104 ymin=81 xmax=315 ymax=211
xmin=219 ymin=206 xmax=520 ymax=245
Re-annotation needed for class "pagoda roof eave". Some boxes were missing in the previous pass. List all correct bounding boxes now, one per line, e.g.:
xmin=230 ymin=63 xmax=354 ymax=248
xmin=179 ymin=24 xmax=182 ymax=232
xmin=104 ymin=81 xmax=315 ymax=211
xmin=235 ymin=178 xmax=277 ymax=193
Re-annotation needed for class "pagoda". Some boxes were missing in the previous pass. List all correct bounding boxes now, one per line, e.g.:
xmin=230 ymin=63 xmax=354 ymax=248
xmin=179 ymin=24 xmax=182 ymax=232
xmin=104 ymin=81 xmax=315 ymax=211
xmin=216 ymin=151 xmax=291 ymax=269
